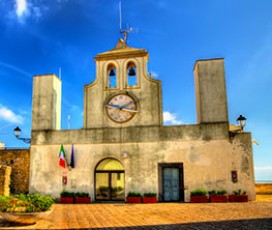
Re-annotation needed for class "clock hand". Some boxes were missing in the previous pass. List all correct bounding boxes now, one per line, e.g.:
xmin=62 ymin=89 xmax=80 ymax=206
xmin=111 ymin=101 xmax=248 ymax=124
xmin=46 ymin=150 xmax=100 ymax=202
xmin=121 ymin=108 xmax=139 ymax=113
xmin=105 ymin=104 xmax=122 ymax=109
xmin=120 ymin=101 xmax=133 ymax=109
xmin=120 ymin=98 xmax=142 ymax=109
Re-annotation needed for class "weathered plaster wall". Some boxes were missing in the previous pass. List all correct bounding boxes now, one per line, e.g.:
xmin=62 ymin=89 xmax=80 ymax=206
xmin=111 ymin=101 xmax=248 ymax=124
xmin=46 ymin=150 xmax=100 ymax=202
xmin=0 ymin=149 xmax=30 ymax=194
xmin=31 ymin=123 xmax=229 ymax=145
xmin=32 ymin=74 xmax=61 ymax=131
xmin=194 ymin=59 xmax=229 ymax=124
xmin=29 ymin=125 xmax=255 ymax=201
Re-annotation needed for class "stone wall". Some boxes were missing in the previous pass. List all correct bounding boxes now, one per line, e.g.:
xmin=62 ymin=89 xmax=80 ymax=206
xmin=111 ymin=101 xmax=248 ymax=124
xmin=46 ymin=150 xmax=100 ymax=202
xmin=0 ymin=165 xmax=11 ymax=196
xmin=0 ymin=149 xmax=30 ymax=194
xmin=255 ymin=184 xmax=272 ymax=194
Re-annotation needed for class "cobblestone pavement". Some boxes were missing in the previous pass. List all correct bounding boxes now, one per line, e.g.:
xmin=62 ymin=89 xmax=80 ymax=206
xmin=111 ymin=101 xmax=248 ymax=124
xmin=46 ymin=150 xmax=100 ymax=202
xmin=0 ymin=196 xmax=272 ymax=230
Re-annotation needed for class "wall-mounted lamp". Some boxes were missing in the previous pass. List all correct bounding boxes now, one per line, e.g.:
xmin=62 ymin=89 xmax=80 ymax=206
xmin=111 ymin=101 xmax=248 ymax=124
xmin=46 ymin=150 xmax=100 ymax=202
xmin=123 ymin=152 xmax=129 ymax=158
xmin=236 ymin=115 xmax=246 ymax=132
xmin=14 ymin=126 xmax=31 ymax=144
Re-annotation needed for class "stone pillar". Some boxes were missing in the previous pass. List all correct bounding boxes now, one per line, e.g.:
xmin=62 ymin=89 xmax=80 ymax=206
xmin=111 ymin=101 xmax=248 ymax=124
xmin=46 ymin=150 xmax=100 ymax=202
xmin=194 ymin=58 xmax=229 ymax=124
xmin=32 ymin=74 xmax=62 ymax=130
xmin=0 ymin=165 xmax=12 ymax=196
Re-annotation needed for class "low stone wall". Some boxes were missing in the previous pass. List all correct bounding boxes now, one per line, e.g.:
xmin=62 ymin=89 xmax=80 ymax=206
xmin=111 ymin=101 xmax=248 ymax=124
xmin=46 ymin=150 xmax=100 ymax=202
xmin=0 ymin=149 xmax=30 ymax=194
xmin=0 ymin=165 xmax=12 ymax=196
xmin=255 ymin=184 xmax=272 ymax=194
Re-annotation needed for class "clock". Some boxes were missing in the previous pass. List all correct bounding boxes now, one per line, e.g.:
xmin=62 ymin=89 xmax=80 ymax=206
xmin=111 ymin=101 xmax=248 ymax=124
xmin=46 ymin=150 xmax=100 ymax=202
xmin=105 ymin=93 xmax=138 ymax=123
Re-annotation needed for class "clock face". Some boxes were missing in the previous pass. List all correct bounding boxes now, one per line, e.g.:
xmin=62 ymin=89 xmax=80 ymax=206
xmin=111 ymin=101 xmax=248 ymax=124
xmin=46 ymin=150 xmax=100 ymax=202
xmin=105 ymin=94 xmax=138 ymax=123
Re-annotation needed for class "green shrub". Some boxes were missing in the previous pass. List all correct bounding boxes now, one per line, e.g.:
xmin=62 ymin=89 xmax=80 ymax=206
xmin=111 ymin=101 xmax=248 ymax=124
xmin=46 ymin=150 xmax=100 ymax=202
xmin=208 ymin=190 xmax=227 ymax=196
xmin=127 ymin=192 xmax=142 ymax=197
xmin=208 ymin=190 xmax=217 ymax=196
xmin=143 ymin=193 xmax=157 ymax=197
xmin=217 ymin=190 xmax=227 ymax=195
xmin=233 ymin=189 xmax=246 ymax=195
xmin=190 ymin=188 xmax=207 ymax=196
xmin=75 ymin=192 xmax=89 ymax=197
xmin=60 ymin=190 xmax=75 ymax=197
xmin=0 ymin=194 xmax=54 ymax=213
xmin=0 ymin=195 xmax=12 ymax=212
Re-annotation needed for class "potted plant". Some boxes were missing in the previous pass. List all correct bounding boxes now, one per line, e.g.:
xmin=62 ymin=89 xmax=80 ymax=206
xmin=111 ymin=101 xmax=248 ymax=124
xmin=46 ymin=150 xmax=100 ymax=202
xmin=229 ymin=189 xmax=248 ymax=202
xmin=126 ymin=192 xmax=142 ymax=203
xmin=190 ymin=188 xmax=208 ymax=203
xmin=75 ymin=192 xmax=91 ymax=204
xmin=142 ymin=193 xmax=157 ymax=203
xmin=209 ymin=190 xmax=228 ymax=202
xmin=60 ymin=190 xmax=75 ymax=204
xmin=0 ymin=194 xmax=54 ymax=224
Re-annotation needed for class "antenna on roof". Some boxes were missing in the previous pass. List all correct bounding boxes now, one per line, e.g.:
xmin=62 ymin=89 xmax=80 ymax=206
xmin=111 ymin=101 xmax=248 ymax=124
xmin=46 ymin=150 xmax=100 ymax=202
xmin=68 ymin=114 xmax=70 ymax=129
xmin=119 ymin=0 xmax=136 ymax=44
xmin=59 ymin=67 xmax=62 ymax=80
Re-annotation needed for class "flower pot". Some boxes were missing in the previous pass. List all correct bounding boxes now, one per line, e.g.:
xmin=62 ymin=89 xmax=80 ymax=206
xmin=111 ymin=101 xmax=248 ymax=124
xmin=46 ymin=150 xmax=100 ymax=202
xmin=75 ymin=197 xmax=91 ymax=204
xmin=229 ymin=195 xmax=248 ymax=202
xmin=0 ymin=209 xmax=52 ymax=224
xmin=209 ymin=195 xmax=228 ymax=203
xmin=60 ymin=197 xmax=74 ymax=204
xmin=190 ymin=196 xmax=207 ymax=203
xmin=142 ymin=197 xmax=157 ymax=203
xmin=126 ymin=197 xmax=142 ymax=203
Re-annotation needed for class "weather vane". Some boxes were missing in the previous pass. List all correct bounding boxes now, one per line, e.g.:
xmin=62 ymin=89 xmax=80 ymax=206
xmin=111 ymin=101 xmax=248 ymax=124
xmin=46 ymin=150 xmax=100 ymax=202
xmin=119 ymin=0 xmax=136 ymax=44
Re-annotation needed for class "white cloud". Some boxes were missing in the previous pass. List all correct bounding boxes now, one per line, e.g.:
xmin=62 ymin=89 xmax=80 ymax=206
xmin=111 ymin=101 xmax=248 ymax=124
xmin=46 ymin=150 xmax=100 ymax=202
xmin=163 ymin=111 xmax=183 ymax=125
xmin=12 ymin=0 xmax=48 ymax=23
xmin=16 ymin=0 xmax=28 ymax=18
xmin=255 ymin=166 xmax=272 ymax=171
xmin=0 ymin=104 xmax=23 ymax=124
xmin=14 ymin=0 xmax=30 ymax=23
xmin=150 ymin=71 xmax=159 ymax=79
xmin=0 ymin=61 xmax=32 ymax=78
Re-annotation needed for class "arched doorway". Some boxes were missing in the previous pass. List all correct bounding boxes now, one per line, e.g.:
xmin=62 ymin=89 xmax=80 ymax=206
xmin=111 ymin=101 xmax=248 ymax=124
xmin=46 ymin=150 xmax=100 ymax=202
xmin=95 ymin=158 xmax=125 ymax=201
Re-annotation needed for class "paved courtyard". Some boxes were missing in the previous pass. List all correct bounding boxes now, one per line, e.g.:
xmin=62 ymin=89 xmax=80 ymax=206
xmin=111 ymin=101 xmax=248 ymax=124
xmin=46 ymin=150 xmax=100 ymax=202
xmin=0 ymin=195 xmax=272 ymax=229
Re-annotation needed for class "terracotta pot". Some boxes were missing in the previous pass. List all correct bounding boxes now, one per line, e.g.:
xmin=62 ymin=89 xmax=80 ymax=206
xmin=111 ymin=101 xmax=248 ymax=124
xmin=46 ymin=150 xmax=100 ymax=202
xmin=190 ymin=196 xmax=208 ymax=203
xmin=60 ymin=197 xmax=74 ymax=204
xmin=126 ymin=197 xmax=142 ymax=203
xmin=142 ymin=197 xmax=157 ymax=203
xmin=75 ymin=197 xmax=91 ymax=204
xmin=229 ymin=195 xmax=248 ymax=202
xmin=209 ymin=195 xmax=228 ymax=203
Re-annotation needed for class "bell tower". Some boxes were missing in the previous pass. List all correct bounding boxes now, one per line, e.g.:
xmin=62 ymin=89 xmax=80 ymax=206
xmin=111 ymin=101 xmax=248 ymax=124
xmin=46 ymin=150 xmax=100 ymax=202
xmin=83 ymin=39 xmax=163 ymax=128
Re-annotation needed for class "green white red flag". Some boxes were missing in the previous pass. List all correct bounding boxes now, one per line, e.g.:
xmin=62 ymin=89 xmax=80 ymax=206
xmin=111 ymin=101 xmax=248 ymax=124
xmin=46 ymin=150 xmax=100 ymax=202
xmin=58 ymin=144 xmax=66 ymax=168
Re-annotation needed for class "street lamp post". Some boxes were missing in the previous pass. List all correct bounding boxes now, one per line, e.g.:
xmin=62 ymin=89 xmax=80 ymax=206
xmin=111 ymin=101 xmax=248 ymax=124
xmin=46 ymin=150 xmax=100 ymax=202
xmin=236 ymin=115 xmax=247 ymax=132
xmin=14 ymin=126 xmax=31 ymax=144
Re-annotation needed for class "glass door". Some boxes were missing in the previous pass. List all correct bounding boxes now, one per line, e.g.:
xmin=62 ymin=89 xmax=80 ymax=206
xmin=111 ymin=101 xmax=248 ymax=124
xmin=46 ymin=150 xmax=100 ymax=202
xmin=111 ymin=172 xmax=125 ymax=200
xmin=95 ymin=159 xmax=125 ymax=201
xmin=163 ymin=168 xmax=180 ymax=201
xmin=96 ymin=173 xmax=110 ymax=200
xmin=95 ymin=172 xmax=125 ymax=201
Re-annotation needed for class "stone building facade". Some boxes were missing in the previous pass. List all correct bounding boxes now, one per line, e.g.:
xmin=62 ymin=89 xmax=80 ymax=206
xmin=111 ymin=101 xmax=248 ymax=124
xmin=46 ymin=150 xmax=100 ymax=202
xmin=29 ymin=39 xmax=255 ymax=202
xmin=0 ymin=149 xmax=30 ymax=194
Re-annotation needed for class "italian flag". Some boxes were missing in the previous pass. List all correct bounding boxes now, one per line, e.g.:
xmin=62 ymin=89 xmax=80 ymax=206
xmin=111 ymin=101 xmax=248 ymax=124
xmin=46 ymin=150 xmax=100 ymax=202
xmin=58 ymin=145 xmax=66 ymax=168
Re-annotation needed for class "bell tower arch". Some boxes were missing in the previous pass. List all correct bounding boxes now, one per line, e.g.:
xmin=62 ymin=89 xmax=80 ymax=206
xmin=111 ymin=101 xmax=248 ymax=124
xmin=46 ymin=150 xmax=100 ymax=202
xmin=84 ymin=39 xmax=163 ymax=128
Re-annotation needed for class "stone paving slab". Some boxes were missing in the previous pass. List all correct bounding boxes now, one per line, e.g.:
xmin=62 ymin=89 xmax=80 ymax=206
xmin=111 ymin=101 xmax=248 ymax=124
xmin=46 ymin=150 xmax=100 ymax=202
xmin=0 ymin=196 xmax=272 ymax=229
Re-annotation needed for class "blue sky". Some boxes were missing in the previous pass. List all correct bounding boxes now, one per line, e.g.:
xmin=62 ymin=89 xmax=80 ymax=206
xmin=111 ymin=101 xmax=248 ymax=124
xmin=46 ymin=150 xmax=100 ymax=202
xmin=0 ymin=0 xmax=271 ymax=181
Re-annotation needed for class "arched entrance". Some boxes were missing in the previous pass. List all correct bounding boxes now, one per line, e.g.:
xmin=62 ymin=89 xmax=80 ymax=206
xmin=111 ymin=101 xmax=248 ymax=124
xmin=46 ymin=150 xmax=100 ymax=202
xmin=95 ymin=158 xmax=125 ymax=201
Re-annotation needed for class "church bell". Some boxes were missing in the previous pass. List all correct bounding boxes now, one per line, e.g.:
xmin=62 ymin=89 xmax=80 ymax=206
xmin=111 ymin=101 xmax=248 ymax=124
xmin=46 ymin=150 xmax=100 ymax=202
xmin=128 ymin=67 xmax=136 ymax=76
xmin=109 ymin=69 xmax=115 ymax=76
